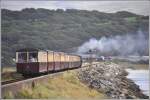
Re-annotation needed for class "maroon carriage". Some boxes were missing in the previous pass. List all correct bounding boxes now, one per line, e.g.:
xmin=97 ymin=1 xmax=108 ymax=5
xmin=16 ymin=48 xmax=47 ymax=75
xmin=16 ymin=48 xmax=82 ymax=75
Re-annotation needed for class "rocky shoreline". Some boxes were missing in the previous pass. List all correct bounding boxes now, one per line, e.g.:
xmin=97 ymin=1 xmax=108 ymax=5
xmin=78 ymin=62 xmax=149 ymax=99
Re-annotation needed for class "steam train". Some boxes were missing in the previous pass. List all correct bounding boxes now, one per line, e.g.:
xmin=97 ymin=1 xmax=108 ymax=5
xmin=16 ymin=48 xmax=82 ymax=75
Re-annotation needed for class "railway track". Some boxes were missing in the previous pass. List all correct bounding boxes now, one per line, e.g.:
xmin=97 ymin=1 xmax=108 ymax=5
xmin=2 ymin=62 xmax=98 ymax=85
xmin=1 ymin=62 xmax=100 ymax=98
xmin=2 ymin=79 xmax=24 ymax=85
xmin=1 ymin=76 xmax=37 ymax=85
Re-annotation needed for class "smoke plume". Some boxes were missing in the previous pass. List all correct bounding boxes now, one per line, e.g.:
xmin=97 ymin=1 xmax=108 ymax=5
xmin=77 ymin=30 xmax=149 ymax=56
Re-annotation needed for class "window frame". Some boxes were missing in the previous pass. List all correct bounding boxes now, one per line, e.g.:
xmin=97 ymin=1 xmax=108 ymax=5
xmin=28 ymin=52 xmax=38 ymax=62
xmin=16 ymin=51 xmax=38 ymax=63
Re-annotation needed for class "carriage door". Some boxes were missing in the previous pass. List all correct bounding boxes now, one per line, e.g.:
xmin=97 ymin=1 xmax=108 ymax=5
xmin=16 ymin=52 xmax=27 ymax=73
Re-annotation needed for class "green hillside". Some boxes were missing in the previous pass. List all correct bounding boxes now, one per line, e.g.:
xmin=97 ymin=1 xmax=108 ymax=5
xmin=1 ymin=8 xmax=149 ymax=67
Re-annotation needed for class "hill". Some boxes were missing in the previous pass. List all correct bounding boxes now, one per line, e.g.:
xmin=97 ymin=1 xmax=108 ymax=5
xmin=1 ymin=8 xmax=149 ymax=67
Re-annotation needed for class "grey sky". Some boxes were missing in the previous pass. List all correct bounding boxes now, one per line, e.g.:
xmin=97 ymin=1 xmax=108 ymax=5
xmin=1 ymin=0 xmax=150 ymax=16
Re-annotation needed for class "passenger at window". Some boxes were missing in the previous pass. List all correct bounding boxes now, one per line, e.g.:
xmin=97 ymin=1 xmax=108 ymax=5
xmin=29 ymin=56 xmax=37 ymax=62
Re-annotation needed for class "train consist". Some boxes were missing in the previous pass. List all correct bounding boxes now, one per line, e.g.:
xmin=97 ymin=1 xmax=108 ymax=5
xmin=16 ymin=48 xmax=82 ymax=75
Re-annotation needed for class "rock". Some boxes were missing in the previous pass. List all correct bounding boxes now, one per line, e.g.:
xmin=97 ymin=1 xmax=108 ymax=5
xmin=78 ymin=62 xmax=149 ymax=99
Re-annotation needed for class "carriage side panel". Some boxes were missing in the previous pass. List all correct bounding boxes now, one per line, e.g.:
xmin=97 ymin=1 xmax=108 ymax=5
xmin=48 ymin=51 xmax=54 ymax=71
xmin=54 ymin=52 xmax=61 ymax=71
xmin=38 ymin=52 xmax=47 ymax=72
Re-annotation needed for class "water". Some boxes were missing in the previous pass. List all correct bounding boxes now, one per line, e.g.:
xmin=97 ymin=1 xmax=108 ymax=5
xmin=126 ymin=69 xmax=149 ymax=96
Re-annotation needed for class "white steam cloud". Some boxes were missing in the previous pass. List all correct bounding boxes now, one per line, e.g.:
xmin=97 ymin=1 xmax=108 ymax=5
xmin=77 ymin=30 xmax=149 ymax=56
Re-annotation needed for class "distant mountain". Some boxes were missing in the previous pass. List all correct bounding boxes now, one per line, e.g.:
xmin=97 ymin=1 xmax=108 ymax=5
xmin=1 ymin=8 xmax=149 ymax=67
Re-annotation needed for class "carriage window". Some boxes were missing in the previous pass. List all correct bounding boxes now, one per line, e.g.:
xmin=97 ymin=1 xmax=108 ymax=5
xmin=29 ymin=52 xmax=38 ymax=62
xmin=18 ymin=52 xmax=27 ymax=63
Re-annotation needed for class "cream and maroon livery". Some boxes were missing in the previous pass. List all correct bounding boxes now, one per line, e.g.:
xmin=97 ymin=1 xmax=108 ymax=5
xmin=16 ymin=48 xmax=82 ymax=75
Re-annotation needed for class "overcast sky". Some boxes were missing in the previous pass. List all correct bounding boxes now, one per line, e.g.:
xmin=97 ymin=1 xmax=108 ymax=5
xmin=1 ymin=0 xmax=150 ymax=16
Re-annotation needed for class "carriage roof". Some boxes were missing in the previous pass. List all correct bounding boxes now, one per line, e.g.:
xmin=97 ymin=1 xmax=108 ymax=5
xmin=16 ymin=48 xmax=40 ymax=52
xmin=16 ymin=48 xmax=81 ymax=58
xmin=16 ymin=48 xmax=62 ymax=54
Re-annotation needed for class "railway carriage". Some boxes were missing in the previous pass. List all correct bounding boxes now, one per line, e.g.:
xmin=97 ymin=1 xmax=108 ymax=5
xmin=16 ymin=48 xmax=82 ymax=75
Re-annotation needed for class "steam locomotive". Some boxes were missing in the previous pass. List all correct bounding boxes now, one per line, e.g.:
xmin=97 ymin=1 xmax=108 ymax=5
xmin=16 ymin=48 xmax=82 ymax=75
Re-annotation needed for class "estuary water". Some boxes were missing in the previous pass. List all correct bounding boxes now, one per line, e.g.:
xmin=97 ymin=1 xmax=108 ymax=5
xmin=126 ymin=69 xmax=149 ymax=96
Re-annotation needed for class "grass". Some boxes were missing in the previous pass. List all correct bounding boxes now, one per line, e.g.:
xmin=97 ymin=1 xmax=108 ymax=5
xmin=2 ymin=67 xmax=16 ymax=73
xmin=125 ymin=63 xmax=149 ymax=70
xmin=124 ymin=17 xmax=137 ymax=23
xmin=1 ymin=67 xmax=23 ymax=81
xmin=4 ymin=70 xmax=107 ymax=99
xmin=112 ymin=60 xmax=149 ymax=70
xmin=2 ymin=72 xmax=23 ymax=81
